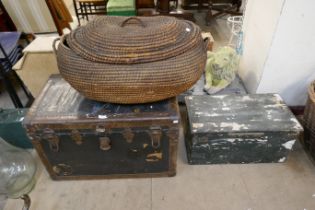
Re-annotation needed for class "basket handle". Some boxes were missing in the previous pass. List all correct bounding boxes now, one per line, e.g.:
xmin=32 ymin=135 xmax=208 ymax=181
xmin=52 ymin=37 xmax=61 ymax=55
xmin=120 ymin=17 xmax=145 ymax=28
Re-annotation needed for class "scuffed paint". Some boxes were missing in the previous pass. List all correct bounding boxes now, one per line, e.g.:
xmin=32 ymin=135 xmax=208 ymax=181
xmin=211 ymin=95 xmax=227 ymax=99
xmin=208 ymin=123 xmax=219 ymax=128
xmin=278 ymin=157 xmax=286 ymax=162
xmin=220 ymin=122 xmax=246 ymax=131
xmin=273 ymin=94 xmax=283 ymax=102
xmin=290 ymin=118 xmax=300 ymax=124
xmin=98 ymin=115 xmax=108 ymax=119
xmin=264 ymin=104 xmax=285 ymax=108
xmin=290 ymin=118 xmax=303 ymax=131
xmin=282 ymin=140 xmax=296 ymax=150
xmin=193 ymin=123 xmax=204 ymax=128
xmin=256 ymin=139 xmax=268 ymax=142
xmin=206 ymin=113 xmax=220 ymax=117
xmin=173 ymin=120 xmax=179 ymax=124
xmin=195 ymin=111 xmax=221 ymax=117
xmin=224 ymin=138 xmax=267 ymax=143
xmin=222 ymin=107 xmax=231 ymax=111
xmin=146 ymin=152 xmax=162 ymax=162
xmin=198 ymin=144 xmax=211 ymax=149
xmin=226 ymin=139 xmax=237 ymax=143
xmin=242 ymin=96 xmax=254 ymax=101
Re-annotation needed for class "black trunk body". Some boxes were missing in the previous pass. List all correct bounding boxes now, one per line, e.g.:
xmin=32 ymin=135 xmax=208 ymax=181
xmin=23 ymin=75 xmax=180 ymax=180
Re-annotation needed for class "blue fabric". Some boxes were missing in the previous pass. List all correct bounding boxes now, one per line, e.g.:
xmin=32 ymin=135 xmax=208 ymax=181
xmin=0 ymin=32 xmax=21 ymax=59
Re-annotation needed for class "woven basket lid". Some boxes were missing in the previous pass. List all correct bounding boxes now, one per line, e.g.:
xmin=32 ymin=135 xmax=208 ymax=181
xmin=66 ymin=16 xmax=202 ymax=64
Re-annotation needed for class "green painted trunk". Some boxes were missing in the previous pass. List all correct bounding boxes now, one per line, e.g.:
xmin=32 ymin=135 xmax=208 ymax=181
xmin=184 ymin=94 xmax=303 ymax=164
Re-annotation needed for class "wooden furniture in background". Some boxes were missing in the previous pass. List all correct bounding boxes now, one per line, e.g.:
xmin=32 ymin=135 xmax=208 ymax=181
xmin=206 ymin=0 xmax=242 ymax=24
xmin=182 ymin=0 xmax=242 ymax=13
xmin=136 ymin=0 xmax=155 ymax=8
xmin=0 ymin=32 xmax=34 ymax=108
xmin=139 ymin=0 xmax=195 ymax=22
xmin=73 ymin=0 xmax=107 ymax=25
xmin=45 ymin=0 xmax=73 ymax=35
xmin=181 ymin=0 xmax=208 ymax=10
xmin=0 ymin=1 xmax=16 ymax=32
xmin=156 ymin=0 xmax=178 ymax=11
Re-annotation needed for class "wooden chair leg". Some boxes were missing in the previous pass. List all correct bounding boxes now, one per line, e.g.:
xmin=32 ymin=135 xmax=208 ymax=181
xmin=11 ymin=70 xmax=34 ymax=103
xmin=83 ymin=3 xmax=89 ymax=21
xmin=73 ymin=0 xmax=81 ymax=25
xmin=206 ymin=1 xmax=214 ymax=25
xmin=1 ymin=72 xmax=23 ymax=108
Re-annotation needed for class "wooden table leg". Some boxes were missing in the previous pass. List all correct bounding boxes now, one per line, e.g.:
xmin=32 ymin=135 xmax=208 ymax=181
xmin=153 ymin=0 xmax=195 ymax=21
xmin=158 ymin=0 xmax=170 ymax=14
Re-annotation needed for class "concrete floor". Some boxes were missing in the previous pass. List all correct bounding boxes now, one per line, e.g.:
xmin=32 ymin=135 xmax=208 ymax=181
xmin=3 ymin=132 xmax=315 ymax=210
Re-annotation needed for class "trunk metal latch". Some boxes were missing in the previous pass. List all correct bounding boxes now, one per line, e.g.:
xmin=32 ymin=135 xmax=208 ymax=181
xmin=99 ymin=137 xmax=111 ymax=151
xmin=149 ymin=126 xmax=162 ymax=148
xmin=43 ymin=128 xmax=59 ymax=152
xmin=123 ymin=128 xmax=135 ymax=143
xmin=71 ymin=129 xmax=83 ymax=145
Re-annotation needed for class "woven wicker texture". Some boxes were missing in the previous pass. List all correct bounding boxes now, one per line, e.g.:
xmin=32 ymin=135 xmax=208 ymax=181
xmin=304 ymin=81 xmax=315 ymax=150
xmin=55 ymin=16 xmax=207 ymax=104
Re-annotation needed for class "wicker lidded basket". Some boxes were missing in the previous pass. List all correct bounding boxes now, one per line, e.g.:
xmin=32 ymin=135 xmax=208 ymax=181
xmin=304 ymin=81 xmax=315 ymax=152
xmin=54 ymin=16 xmax=207 ymax=104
